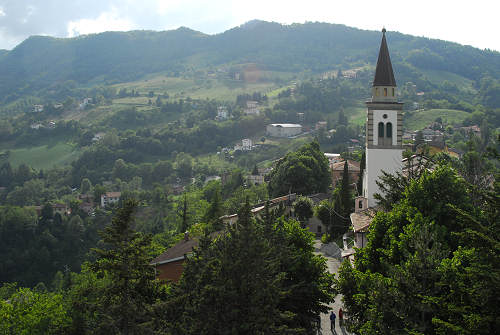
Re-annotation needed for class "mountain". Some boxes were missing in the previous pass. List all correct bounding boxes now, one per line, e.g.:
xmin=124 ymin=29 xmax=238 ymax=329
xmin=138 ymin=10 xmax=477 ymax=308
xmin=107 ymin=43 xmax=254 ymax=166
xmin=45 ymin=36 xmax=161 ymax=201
xmin=0 ymin=20 xmax=499 ymax=103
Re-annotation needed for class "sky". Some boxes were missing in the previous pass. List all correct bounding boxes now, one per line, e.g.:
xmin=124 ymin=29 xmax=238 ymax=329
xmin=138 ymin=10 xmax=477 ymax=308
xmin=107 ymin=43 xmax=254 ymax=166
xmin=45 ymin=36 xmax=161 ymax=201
xmin=0 ymin=0 xmax=498 ymax=51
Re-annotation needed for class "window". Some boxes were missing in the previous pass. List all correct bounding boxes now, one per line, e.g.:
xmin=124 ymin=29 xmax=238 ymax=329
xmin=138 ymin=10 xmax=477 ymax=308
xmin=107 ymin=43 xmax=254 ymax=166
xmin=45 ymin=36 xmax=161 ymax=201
xmin=378 ymin=122 xmax=384 ymax=138
xmin=384 ymin=88 xmax=387 ymax=96
xmin=386 ymin=122 xmax=392 ymax=138
xmin=317 ymin=226 xmax=322 ymax=233
xmin=392 ymin=88 xmax=395 ymax=96
xmin=375 ymin=88 xmax=379 ymax=96
xmin=359 ymin=200 xmax=363 ymax=209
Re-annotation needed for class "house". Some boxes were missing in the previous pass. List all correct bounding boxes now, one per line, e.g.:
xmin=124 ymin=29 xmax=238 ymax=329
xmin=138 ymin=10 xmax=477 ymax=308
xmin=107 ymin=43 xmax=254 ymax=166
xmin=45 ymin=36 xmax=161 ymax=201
xmin=215 ymin=106 xmax=229 ymax=121
xmin=242 ymin=138 xmax=252 ymax=151
xmin=151 ymin=231 xmax=222 ymax=282
xmin=32 ymin=105 xmax=44 ymax=113
xmin=344 ymin=204 xmax=377 ymax=260
xmin=297 ymin=112 xmax=305 ymax=122
xmin=315 ymin=121 xmax=327 ymax=130
xmin=266 ymin=123 xmax=302 ymax=137
xmin=331 ymin=160 xmax=360 ymax=188
xmin=150 ymin=232 xmax=198 ymax=282
xmin=247 ymin=174 xmax=264 ymax=185
xmin=243 ymin=100 xmax=260 ymax=116
xmin=100 ymin=192 xmax=121 ymax=207
xmin=92 ymin=132 xmax=105 ymax=142
xmin=52 ymin=203 xmax=70 ymax=215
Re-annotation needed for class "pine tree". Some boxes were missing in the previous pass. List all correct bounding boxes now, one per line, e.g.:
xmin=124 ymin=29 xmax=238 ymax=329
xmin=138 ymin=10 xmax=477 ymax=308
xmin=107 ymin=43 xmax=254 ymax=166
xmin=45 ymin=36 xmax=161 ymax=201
xmin=340 ymin=160 xmax=352 ymax=217
xmin=357 ymin=152 xmax=365 ymax=196
xmin=90 ymin=199 xmax=158 ymax=334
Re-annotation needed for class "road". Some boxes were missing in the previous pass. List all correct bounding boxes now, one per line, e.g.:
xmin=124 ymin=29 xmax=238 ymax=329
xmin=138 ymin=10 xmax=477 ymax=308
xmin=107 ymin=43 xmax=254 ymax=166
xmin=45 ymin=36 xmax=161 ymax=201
xmin=314 ymin=240 xmax=351 ymax=335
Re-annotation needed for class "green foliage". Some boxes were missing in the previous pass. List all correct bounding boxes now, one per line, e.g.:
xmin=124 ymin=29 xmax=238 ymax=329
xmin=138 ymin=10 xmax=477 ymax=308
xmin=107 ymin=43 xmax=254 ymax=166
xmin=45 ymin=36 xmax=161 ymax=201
xmin=293 ymin=195 xmax=314 ymax=223
xmin=268 ymin=140 xmax=331 ymax=197
xmin=87 ymin=199 xmax=159 ymax=334
xmin=337 ymin=166 xmax=500 ymax=334
xmin=0 ymin=288 xmax=71 ymax=334
xmin=157 ymin=202 xmax=335 ymax=334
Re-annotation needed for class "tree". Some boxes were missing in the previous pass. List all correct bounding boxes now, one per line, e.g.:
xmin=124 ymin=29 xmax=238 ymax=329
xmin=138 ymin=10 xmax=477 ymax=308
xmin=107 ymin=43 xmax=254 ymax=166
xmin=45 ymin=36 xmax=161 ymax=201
xmin=268 ymin=141 xmax=331 ymax=197
xmin=338 ymin=108 xmax=348 ymax=126
xmin=414 ymin=130 xmax=424 ymax=148
xmin=89 ymin=199 xmax=158 ymax=334
xmin=293 ymin=195 xmax=314 ymax=225
xmin=0 ymin=288 xmax=71 ymax=334
xmin=339 ymin=160 xmax=353 ymax=217
xmin=80 ymin=178 xmax=92 ymax=194
xmin=157 ymin=201 xmax=334 ymax=334
xmin=337 ymin=166 xmax=498 ymax=334
xmin=357 ymin=152 xmax=365 ymax=196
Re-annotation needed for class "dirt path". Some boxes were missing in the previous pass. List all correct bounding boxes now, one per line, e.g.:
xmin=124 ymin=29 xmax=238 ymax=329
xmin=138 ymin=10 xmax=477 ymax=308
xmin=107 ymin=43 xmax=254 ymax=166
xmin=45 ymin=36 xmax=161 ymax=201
xmin=314 ymin=240 xmax=351 ymax=335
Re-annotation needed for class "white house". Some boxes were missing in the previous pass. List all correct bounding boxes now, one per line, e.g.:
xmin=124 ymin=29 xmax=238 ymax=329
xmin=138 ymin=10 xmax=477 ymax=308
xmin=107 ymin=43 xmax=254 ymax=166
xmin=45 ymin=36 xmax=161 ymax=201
xmin=216 ymin=106 xmax=229 ymax=121
xmin=243 ymin=101 xmax=260 ymax=116
xmin=101 ymin=192 xmax=121 ymax=207
xmin=266 ymin=124 xmax=302 ymax=138
xmin=242 ymin=138 xmax=252 ymax=150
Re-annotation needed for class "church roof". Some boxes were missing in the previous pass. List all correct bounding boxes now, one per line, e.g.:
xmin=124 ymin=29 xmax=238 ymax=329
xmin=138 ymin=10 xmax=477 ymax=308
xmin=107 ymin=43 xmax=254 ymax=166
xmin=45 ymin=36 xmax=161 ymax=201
xmin=373 ymin=28 xmax=396 ymax=87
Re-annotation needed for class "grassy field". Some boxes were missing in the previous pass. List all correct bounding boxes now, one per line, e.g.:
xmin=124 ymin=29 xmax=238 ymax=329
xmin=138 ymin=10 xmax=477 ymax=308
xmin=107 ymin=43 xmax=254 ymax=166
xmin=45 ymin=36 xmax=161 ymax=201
xmin=2 ymin=143 xmax=81 ymax=169
xmin=404 ymin=108 xmax=470 ymax=130
xmin=112 ymin=73 xmax=291 ymax=102
xmin=347 ymin=104 xmax=366 ymax=126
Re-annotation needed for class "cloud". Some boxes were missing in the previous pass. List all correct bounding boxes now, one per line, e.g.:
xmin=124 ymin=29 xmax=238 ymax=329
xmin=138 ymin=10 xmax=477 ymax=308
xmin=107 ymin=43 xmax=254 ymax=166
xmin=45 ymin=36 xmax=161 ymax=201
xmin=67 ymin=8 xmax=135 ymax=37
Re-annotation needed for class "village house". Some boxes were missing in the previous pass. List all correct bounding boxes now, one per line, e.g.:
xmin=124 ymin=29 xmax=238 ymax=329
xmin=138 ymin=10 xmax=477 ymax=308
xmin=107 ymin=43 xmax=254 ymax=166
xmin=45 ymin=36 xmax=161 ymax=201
xmin=315 ymin=121 xmax=327 ymax=130
xmin=32 ymin=104 xmax=44 ymax=113
xmin=33 ymin=203 xmax=71 ymax=217
xmin=100 ymin=192 xmax=121 ymax=207
xmin=150 ymin=232 xmax=199 ymax=282
xmin=242 ymin=138 xmax=252 ymax=151
xmin=247 ymin=174 xmax=265 ymax=185
xmin=243 ymin=100 xmax=260 ymax=116
xmin=215 ymin=106 xmax=229 ymax=121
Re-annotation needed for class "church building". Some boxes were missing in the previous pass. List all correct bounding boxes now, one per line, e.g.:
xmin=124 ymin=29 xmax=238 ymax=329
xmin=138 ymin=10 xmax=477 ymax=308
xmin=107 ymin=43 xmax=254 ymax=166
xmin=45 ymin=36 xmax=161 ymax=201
xmin=348 ymin=29 xmax=403 ymax=254
xmin=362 ymin=28 xmax=403 ymax=208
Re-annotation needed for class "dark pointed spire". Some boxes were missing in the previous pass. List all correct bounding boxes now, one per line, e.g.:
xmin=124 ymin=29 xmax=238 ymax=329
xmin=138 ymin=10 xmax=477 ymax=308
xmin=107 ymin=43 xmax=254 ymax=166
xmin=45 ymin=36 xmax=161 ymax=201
xmin=373 ymin=28 xmax=396 ymax=87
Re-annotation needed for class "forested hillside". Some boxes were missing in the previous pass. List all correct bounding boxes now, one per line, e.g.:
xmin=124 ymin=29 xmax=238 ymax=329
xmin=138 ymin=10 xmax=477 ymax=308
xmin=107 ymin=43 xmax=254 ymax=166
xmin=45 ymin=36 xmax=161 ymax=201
xmin=0 ymin=20 xmax=499 ymax=105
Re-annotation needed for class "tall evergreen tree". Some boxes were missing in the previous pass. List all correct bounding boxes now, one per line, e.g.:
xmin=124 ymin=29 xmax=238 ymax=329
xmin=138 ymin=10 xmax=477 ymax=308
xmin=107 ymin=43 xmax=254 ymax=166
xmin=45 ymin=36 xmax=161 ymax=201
xmin=339 ymin=160 xmax=352 ymax=217
xmin=357 ymin=152 xmax=365 ymax=196
xmin=89 ymin=199 xmax=158 ymax=334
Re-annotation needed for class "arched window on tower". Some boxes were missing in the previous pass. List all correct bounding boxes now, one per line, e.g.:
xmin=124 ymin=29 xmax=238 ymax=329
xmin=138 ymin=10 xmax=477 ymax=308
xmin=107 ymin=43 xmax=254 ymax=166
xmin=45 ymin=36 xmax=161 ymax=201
xmin=378 ymin=122 xmax=384 ymax=139
xmin=384 ymin=88 xmax=388 ymax=96
xmin=386 ymin=122 xmax=392 ymax=139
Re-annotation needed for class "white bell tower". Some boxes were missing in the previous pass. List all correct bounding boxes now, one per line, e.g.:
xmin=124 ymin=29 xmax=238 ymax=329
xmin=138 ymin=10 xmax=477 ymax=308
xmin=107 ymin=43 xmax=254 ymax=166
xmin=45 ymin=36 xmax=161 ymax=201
xmin=363 ymin=28 xmax=403 ymax=207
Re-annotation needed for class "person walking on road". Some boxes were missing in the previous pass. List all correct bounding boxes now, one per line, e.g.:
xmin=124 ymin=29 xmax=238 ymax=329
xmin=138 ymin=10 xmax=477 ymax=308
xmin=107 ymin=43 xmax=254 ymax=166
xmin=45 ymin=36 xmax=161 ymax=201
xmin=338 ymin=308 xmax=343 ymax=327
xmin=329 ymin=311 xmax=336 ymax=332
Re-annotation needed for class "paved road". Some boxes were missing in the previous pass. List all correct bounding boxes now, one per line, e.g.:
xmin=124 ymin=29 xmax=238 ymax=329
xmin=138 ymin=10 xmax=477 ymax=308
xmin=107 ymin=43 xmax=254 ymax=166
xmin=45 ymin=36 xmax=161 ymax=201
xmin=314 ymin=240 xmax=351 ymax=335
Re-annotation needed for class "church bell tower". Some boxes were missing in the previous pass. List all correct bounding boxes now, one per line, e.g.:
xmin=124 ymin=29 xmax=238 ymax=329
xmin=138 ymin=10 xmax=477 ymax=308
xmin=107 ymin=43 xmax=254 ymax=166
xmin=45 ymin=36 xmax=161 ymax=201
xmin=363 ymin=28 xmax=403 ymax=207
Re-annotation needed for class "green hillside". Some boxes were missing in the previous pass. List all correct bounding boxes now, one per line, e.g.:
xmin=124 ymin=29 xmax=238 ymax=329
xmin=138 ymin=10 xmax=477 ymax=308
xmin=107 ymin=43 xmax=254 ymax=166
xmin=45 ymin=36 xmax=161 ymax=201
xmin=1 ymin=142 xmax=80 ymax=169
xmin=0 ymin=21 xmax=499 ymax=107
xmin=404 ymin=108 xmax=470 ymax=130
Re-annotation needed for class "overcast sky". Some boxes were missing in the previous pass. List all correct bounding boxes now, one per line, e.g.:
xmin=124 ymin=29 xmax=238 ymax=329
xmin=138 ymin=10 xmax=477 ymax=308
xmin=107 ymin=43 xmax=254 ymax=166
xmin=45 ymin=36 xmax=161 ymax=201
xmin=0 ymin=0 xmax=498 ymax=51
